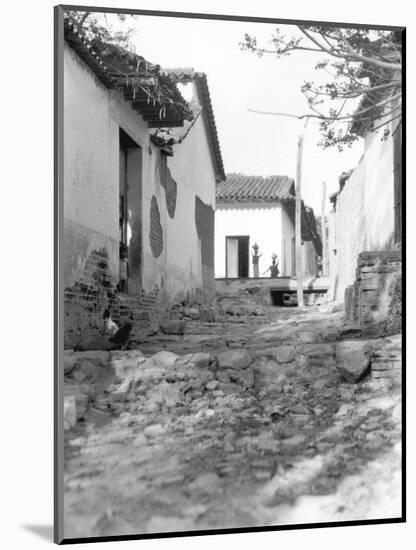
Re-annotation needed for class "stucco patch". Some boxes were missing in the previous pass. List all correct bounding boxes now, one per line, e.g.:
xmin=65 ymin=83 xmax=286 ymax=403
xmin=160 ymin=156 xmax=178 ymax=219
xmin=149 ymin=196 xmax=163 ymax=258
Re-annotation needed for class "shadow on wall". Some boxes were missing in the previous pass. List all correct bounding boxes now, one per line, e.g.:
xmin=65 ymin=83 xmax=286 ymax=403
xmin=195 ymin=195 xmax=215 ymax=297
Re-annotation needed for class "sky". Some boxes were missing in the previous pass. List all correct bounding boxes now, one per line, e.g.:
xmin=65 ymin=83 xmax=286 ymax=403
xmin=96 ymin=12 xmax=365 ymax=215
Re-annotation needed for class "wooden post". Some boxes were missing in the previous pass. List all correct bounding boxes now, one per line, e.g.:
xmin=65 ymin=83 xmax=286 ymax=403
xmin=321 ymin=181 xmax=328 ymax=276
xmin=295 ymin=132 xmax=304 ymax=307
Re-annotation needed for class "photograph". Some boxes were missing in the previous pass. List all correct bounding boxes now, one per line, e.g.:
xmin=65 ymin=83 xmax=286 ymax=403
xmin=55 ymin=5 xmax=404 ymax=543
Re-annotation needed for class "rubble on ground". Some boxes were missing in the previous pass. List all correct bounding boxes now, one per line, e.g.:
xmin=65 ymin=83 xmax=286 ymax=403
xmin=63 ymin=302 xmax=402 ymax=538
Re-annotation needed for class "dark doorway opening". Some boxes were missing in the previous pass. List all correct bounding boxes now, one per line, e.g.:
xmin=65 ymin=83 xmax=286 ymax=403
xmin=226 ymin=236 xmax=249 ymax=277
xmin=119 ymin=128 xmax=142 ymax=295
xmin=270 ymin=291 xmax=297 ymax=307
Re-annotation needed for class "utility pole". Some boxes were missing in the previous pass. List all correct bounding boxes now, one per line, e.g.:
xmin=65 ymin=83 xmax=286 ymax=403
xmin=321 ymin=181 xmax=328 ymax=276
xmin=246 ymin=109 xmax=310 ymax=308
xmin=295 ymin=130 xmax=304 ymax=307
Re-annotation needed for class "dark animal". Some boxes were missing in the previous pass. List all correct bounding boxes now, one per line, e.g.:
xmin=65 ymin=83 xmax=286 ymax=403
xmin=76 ymin=321 xmax=133 ymax=352
xmin=109 ymin=322 xmax=133 ymax=349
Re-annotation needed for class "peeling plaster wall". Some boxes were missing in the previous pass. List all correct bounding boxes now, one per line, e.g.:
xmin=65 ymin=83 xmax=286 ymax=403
xmin=363 ymin=129 xmax=395 ymax=250
xmin=328 ymin=122 xmax=396 ymax=302
xmin=64 ymin=44 xmax=217 ymax=329
xmin=157 ymin=81 xmax=217 ymax=302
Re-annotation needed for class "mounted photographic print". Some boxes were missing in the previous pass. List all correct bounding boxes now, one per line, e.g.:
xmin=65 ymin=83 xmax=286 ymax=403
xmin=54 ymin=4 xmax=405 ymax=544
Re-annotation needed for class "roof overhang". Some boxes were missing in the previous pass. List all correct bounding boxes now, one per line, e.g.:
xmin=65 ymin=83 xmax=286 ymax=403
xmin=64 ymin=17 xmax=193 ymax=129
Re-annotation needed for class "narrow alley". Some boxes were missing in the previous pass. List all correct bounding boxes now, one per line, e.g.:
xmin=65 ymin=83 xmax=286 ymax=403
xmin=63 ymin=300 xmax=402 ymax=538
xmin=59 ymin=11 xmax=403 ymax=542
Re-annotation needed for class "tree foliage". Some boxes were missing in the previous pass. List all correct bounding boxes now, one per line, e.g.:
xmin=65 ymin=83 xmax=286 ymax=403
xmin=65 ymin=10 xmax=138 ymax=50
xmin=242 ymin=25 xmax=402 ymax=149
xmin=64 ymin=11 xmax=193 ymax=124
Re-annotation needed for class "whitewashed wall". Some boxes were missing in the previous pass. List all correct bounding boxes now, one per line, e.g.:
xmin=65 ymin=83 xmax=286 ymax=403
xmin=328 ymin=121 xmax=397 ymax=301
xmin=215 ymin=203 xmax=290 ymax=278
xmin=64 ymin=43 xmax=217 ymax=303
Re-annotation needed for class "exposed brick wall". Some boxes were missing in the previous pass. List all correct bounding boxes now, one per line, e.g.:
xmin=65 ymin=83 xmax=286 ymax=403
xmin=149 ymin=195 xmax=163 ymax=258
xmin=160 ymin=156 xmax=177 ymax=219
xmin=64 ymin=245 xmax=163 ymax=348
xmin=195 ymin=195 xmax=215 ymax=295
xmin=64 ymin=248 xmax=118 ymax=348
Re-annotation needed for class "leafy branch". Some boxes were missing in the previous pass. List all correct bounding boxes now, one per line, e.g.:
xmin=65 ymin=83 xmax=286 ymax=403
xmin=241 ymin=25 xmax=402 ymax=149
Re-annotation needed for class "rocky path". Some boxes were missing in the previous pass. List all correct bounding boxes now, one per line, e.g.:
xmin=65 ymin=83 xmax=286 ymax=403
xmin=63 ymin=305 xmax=402 ymax=539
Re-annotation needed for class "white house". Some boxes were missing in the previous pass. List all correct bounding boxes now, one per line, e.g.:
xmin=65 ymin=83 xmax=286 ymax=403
xmin=215 ymin=174 xmax=321 ymax=280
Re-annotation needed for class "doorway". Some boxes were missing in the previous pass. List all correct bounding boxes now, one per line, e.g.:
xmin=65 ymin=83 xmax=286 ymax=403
xmin=226 ymin=236 xmax=249 ymax=278
xmin=119 ymin=128 xmax=142 ymax=295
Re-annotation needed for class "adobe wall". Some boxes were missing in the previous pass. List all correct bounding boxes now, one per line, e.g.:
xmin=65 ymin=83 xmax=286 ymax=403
xmin=329 ymin=123 xmax=396 ymax=302
xmin=63 ymin=44 xmax=217 ymax=346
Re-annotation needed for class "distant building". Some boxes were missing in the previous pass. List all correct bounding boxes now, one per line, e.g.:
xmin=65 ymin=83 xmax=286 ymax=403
xmin=215 ymin=174 xmax=321 ymax=279
xmin=63 ymin=18 xmax=224 ymax=346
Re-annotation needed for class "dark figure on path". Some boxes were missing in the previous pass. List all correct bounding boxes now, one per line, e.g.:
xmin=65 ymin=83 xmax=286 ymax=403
xmin=264 ymin=254 xmax=280 ymax=278
xmin=109 ymin=322 xmax=133 ymax=349
xmin=251 ymin=243 xmax=262 ymax=278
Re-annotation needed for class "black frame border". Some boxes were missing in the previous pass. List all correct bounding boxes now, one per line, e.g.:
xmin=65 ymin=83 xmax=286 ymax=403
xmin=54 ymin=4 xmax=406 ymax=545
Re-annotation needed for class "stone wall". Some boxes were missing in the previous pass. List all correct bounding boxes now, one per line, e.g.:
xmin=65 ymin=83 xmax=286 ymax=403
xmin=344 ymin=249 xmax=402 ymax=334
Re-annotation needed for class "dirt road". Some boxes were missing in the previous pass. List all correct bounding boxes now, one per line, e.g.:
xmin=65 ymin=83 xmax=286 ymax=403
xmin=63 ymin=305 xmax=402 ymax=539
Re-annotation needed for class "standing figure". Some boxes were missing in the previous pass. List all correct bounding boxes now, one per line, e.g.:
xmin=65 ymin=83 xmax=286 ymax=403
xmin=264 ymin=253 xmax=280 ymax=278
xmin=102 ymin=308 xmax=119 ymax=335
xmin=251 ymin=242 xmax=262 ymax=278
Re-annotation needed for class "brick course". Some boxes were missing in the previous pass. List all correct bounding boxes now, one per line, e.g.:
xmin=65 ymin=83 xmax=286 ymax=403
xmin=64 ymin=245 xmax=162 ymax=349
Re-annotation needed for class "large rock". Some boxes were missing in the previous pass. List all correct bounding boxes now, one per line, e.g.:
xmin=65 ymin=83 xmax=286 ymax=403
xmin=146 ymin=380 xmax=182 ymax=407
xmin=252 ymin=359 xmax=286 ymax=387
xmin=183 ymin=307 xmax=200 ymax=320
xmin=151 ymin=351 xmax=179 ymax=368
xmin=76 ymin=336 xmax=117 ymax=351
xmin=110 ymin=350 xmax=146 ymax=379
xmin=189 ymin=352 xmax=212 ymax=369
xmin=74 ymin=350 xmax=110 ymax=364
xmin=336 ymin=340 xmax=374 ymax=383
xmin=64 ymin=396 xmax=76 ymax=430
xmin=199 ymin=307 xmax=216 ymax=322
xmin=296 ymin=343 xmax=336 ymax=368
xmin=228 ymin=368 xmax=254 ymax=389
xmin=298 ymin=331 xmax=319 ymax=344
xmin=216 ymin=349 xmax=252 ymax=370
xmin=64 ymin=383 xmax=90 ymax=420
xmin=257 ymin=345 xmax=295 ymax=363
xmin=64 ymin=351 xmax=77 ymax=375
xmin=188 ymin=472 xmax=221 ymax=495
xmin=161 ymin=320 xmax=186 ymax=335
